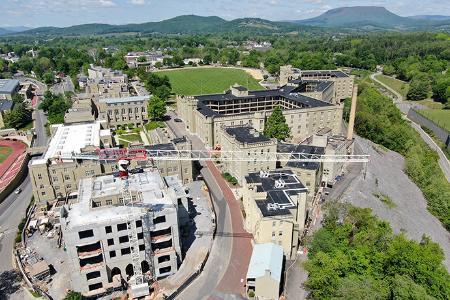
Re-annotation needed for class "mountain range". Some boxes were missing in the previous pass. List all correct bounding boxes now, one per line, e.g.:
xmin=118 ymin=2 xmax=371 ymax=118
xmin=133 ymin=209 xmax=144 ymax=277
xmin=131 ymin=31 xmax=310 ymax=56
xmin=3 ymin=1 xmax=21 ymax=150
xmin=294 ymin=6 xmax=450 ymax=30
xmin=1 ymin=6 xmax=449 ymax=37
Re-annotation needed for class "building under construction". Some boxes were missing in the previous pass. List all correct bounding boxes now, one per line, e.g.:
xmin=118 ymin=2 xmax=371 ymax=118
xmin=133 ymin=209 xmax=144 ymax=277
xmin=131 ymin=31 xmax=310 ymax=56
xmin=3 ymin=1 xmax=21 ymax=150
xmin=60 ymin=168 xmax=183 ymax=298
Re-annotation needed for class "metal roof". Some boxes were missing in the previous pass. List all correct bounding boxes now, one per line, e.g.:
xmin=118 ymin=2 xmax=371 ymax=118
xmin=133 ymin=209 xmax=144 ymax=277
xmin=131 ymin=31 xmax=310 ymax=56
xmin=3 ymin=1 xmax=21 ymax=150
xmin=246 ymin=243 xmax=283 ymax=282
xmin=0 ymin=79 xmax=19 ymax=94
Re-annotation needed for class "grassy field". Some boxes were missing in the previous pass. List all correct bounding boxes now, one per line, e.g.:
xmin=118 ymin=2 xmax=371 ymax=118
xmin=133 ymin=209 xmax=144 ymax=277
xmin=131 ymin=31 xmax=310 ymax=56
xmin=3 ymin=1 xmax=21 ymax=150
xmin=0 ymin=146 xmax=13 ymax=163
xmin=118 ymin=133 xmax=143 ymax=147
xmin=157 ymin=67 xmax=263 ymax=96
xmin=374 ymin=74 xmax=409 ymax=98
xmin=417 ymin=109 xmax=450 ymax=131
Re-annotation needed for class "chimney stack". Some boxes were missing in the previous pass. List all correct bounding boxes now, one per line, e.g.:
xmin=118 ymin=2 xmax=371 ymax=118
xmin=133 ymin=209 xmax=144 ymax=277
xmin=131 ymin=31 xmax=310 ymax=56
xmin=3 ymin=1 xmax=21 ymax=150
xmin=347 ymin=84 xmax=358 ymax=140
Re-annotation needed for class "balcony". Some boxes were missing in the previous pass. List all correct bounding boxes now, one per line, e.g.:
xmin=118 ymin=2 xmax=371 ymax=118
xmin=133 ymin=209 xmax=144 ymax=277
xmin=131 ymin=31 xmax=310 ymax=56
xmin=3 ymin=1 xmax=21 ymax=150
xmin=78 ymin=248 xmax=103 ymax=258
xmin=151 ymin=234 xmax=172 ymax=243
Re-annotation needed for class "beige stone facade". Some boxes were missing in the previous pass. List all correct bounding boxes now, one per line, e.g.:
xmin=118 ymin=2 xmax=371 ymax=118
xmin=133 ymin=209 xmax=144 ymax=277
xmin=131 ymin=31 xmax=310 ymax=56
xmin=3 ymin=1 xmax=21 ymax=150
xmin=177 ymin=85 xmax=343 ymax=148
xmin=97 ymin=96 xmax=149 ymax=128
xmin=242 ymin=170 xmax=307 ymax=259
xmin=218 ymin=125 xmax=277 ymax=184
xmin=279 ymin=65 xmax=354 ymax=101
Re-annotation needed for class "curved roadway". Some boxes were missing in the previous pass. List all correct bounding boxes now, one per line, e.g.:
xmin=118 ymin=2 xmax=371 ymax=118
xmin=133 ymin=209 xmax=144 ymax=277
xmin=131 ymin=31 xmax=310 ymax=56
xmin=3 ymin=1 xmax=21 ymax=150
xmin=370 ymin=73 xmax=450 ymax=181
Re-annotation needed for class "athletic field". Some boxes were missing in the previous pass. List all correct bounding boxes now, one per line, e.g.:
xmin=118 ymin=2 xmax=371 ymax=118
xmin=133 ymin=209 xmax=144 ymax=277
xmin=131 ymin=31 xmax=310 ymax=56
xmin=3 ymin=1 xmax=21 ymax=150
xmin=0 ymin=146 xmax=12 ymax=164
xmin=157 ymin=67 xmax=263 ymax=96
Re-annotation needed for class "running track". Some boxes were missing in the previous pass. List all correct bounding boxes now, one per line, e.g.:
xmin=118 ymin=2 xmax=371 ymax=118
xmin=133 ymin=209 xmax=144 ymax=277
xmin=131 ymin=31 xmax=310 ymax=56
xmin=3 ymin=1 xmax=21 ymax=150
xmin=0 ymin=139 xmax=27 ymax=193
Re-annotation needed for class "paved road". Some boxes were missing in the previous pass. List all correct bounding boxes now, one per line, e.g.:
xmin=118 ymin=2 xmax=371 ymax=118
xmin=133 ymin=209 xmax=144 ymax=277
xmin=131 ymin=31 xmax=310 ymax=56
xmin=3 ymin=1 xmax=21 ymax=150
xmin=0 ymin=80 xmax=48 ymax=299
xmin=166 ymin=111 xmax=251 ymax=299
xmin=50 ymin=76 xmax=74 ymax=95
xmin=371 ymin=73 xmax=450 ymax=181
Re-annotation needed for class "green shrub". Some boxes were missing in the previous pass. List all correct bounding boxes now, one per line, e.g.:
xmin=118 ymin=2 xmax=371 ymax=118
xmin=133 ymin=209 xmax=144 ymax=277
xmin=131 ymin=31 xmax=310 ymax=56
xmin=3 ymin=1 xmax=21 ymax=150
xmin=222 ymin=172 xmax=238 ymax=185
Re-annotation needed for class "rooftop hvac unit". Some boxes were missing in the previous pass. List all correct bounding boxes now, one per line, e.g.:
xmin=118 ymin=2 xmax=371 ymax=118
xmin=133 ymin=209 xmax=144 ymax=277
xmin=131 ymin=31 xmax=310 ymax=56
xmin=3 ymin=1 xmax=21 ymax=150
xmin=275 ymin=179 xmax=285 ymax=188
xmin=259 ymin=170 xmax=269 ymax=178
xmin=267 ymin=203 xmax=280 ymax=211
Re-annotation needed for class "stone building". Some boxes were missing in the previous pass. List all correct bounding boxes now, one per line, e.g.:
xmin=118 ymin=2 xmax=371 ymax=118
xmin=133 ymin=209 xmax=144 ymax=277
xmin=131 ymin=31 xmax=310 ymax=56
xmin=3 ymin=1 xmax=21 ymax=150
xmin=97 ymin=95 xmax=149 ymax=128
xmin=218 ymin=125 xmax=277 ymax=185
xmin=60 ymin=168 xmax=182 ymax=297
xmin=246 ymin=243 xmax=283 ymax=300
xmin=279 ymin=66 xmax=354 ymax=101
xmin=177 ymin=84 xmax=343 ymax=148
xmin=242 ymin=170 xmax=307 ymax=259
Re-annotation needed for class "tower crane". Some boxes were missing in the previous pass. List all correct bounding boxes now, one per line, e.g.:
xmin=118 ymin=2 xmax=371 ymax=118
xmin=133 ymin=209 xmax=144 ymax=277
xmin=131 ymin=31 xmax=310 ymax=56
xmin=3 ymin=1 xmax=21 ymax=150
xmin=67 ymin=146 xmax=368 ymax=299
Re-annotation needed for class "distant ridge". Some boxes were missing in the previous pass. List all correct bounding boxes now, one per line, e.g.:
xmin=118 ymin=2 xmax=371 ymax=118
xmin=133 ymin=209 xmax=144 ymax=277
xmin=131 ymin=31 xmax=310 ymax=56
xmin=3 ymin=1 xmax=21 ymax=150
xmin=291 ymin=6 xmax=450 ymax=30
xmin=14 ymin=15 xmax=303 ymax=36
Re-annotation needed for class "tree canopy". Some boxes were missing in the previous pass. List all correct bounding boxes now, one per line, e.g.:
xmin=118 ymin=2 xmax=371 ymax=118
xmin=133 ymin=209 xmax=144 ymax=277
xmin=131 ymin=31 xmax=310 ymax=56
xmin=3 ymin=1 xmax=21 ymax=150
xmin=147 ymin=95 xmax=167 ymax=121
xmin=263 ymin=106 xmax=290 ymax=141
xmin=305 ymin=203 xmax=450 ymax=299
xmin=39 ymin=91 xmax=72 ymax=124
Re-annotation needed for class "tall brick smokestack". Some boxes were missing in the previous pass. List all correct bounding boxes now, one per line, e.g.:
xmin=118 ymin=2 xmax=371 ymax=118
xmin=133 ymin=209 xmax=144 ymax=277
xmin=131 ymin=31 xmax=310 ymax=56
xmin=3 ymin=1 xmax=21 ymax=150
xmin=347 ymin=84 xmax=358 ymax=140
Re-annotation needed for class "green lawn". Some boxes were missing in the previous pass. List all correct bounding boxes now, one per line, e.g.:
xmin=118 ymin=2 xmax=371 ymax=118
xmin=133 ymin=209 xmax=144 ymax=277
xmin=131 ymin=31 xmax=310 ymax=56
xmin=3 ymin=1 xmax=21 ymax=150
xmin=117 ymin=133 xmax=143 ymax=147
xmin=0 ymin=146 xmax=13 ymax=163
xmin=417 ymin=109 xmax=450 ymax=131
xmin=157 ymin=67 xmax=263 ymax=96
xmin=374 ymin=74 xmax=409 ymax=98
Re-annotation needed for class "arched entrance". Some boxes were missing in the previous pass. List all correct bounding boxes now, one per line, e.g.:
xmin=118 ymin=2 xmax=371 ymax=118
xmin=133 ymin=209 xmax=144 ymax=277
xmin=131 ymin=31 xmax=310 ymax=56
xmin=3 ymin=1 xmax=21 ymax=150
xmin=125 ymin=264 xmax=134 ymax=278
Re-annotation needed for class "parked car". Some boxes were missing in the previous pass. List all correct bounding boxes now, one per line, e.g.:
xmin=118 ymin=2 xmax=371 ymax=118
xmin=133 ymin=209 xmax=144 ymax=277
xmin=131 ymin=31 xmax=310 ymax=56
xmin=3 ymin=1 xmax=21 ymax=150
xmin=15 ymin=188 xmax=22 ymax=194
xmin=174 ymin=118 xmax=182 ymax=123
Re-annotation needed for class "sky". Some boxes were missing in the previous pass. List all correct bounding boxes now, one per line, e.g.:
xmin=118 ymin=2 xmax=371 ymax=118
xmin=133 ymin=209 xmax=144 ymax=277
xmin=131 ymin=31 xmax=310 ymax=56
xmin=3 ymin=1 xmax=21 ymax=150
xmin=1 ymin=0 xmax=450 ymax=28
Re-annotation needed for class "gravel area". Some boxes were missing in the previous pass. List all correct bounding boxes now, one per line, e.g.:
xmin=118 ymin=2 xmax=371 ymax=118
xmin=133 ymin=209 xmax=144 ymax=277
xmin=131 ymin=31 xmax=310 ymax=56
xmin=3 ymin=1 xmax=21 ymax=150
xmin=341 ymin=137 xmax=450 ymax=270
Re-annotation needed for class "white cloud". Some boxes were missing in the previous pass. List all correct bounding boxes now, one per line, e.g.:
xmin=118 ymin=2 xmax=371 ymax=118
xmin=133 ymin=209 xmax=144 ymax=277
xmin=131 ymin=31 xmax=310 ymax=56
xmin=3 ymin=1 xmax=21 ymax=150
xmin=130 ymin=0 xmax=146 ymax=4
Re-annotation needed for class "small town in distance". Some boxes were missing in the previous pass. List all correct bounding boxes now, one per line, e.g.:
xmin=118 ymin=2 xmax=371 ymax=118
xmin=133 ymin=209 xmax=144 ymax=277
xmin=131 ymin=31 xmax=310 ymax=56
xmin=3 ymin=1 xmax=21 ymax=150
xmin=0 ymin=3 xmax=449 ymax=300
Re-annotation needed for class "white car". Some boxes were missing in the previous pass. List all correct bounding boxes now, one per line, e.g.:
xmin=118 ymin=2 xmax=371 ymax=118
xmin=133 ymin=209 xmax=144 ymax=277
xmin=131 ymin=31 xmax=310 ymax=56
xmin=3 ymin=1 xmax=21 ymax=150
xmin=15 ymin=188 xmax=22 ymax=194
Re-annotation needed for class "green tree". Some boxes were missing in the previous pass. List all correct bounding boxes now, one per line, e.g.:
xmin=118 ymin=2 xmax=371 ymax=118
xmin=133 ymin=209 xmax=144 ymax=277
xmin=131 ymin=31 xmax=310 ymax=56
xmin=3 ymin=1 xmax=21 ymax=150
xmin=263 ymin=106 xmax=290 ymax=141
xmin=4 ymin=103 xmax=31 ymax=129
xmin=63 ymin=290 xmax=83 ymax=300
xmin=147 ymin=96 xmax=166 ymax=121
xmin=407 ymin=79 xmax=428 ymax=100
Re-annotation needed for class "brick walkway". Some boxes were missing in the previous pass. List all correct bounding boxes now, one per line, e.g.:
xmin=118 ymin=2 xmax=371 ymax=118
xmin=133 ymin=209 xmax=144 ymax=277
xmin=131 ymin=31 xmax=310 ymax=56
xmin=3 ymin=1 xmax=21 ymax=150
xmin=205 ymin=161 xmax=252 ymax=296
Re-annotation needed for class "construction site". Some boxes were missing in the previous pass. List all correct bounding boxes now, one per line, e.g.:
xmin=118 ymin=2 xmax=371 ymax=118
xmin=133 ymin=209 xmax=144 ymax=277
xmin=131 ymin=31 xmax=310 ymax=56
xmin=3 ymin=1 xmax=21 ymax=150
xmin=16 ymin=67 xmax=367 ymax=300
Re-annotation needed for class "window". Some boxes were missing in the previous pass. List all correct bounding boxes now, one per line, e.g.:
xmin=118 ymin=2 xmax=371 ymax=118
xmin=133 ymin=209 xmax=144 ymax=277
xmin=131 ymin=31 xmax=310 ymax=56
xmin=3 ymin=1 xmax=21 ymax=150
xmin=86 ymin=271 xmax=101 ymax=280
xmin=271 ymin=231 xmax=275 ymax=237
xmin=279 ymin=231 xmax=283 ymax=236
xmin=41 ymin=191 xmax=46 ymax=196
xmin=64 ymin=175 xmax=70 ymax=180
xmin=139 ymin=244 xmax=145 ymax=251
xmin=117 ymin=223 xmax=127 ymax=231
xmin=159 ymin=266 xmax=171 ymax=274
xmin=107 ymin=238 xmax=114 ymax=246
xmin=109 ymin=250 xmax=116 ymax=258
xmin=136 ymin=220 xmax=142 ymax=227
xmin=39 ymin=184 xmax=44 ymax=189
xmin=52 ymin=177 xmax=58 ymax=182
xmin=51 ymin=170 xmax=56 ymax=174
xmin=153 ymin=216 xmax=166 ymax=224
xmin=137 ymin=232 xmax=144 ymax=239
xmin=119 ymin=236 xmax=129 ymax=243
xmin=121 ymin=247 xmax=131 ymax=255
xmin=66 ymin=184 xmax=72 ymax=189
xmin=78 ymin=229 xmax=94 ymax=239
xmin=105 ymin=199 xmax=112 ymax=206
xmin=158 ymin=255 xmax=171 ymax=263
xmin=37 ymin=173 xmax=42 ymax=180
xmin=88 ymin=282 xmax=103 ymax=291
xmin=105 ymin=226 xmax=112 ymax=234
xmin=85 ymin=170 xmax=95 ymax=176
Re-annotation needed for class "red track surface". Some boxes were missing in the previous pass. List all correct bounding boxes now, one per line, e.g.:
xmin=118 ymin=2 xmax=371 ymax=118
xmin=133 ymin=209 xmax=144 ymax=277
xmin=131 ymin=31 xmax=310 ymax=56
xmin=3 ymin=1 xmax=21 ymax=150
xmin=205 ymin=161 xmax=253 ymax=297
xmin=0 ymin=139 xmax=27 ymax=192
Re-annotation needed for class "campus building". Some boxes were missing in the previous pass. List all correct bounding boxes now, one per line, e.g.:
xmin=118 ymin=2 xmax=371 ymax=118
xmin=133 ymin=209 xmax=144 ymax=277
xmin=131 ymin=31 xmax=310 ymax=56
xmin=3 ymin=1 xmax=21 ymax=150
xmin=60 ymin=168 xmax=182 ymax=297
xmin=29 ymin=121 xmax=114 ymax=203
xmin=97 ymin=95 xmax=149 ymax=128
xmin=242 ymin=170 xmax=308 ymax=259
xmin=218 ymin=125 xmax=277 ymax=185
xmin=29 ymin=121 xmax=193 ymax=203
xmin=279 ymin=66 xmax=354 ymax=101
xmin=0 ymin=79 xmax=20 ymax=100
xmin=246 ymin=243 xmax=283 ymax=300
xmin=177 ymin=84 xmax=343 ymax=148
